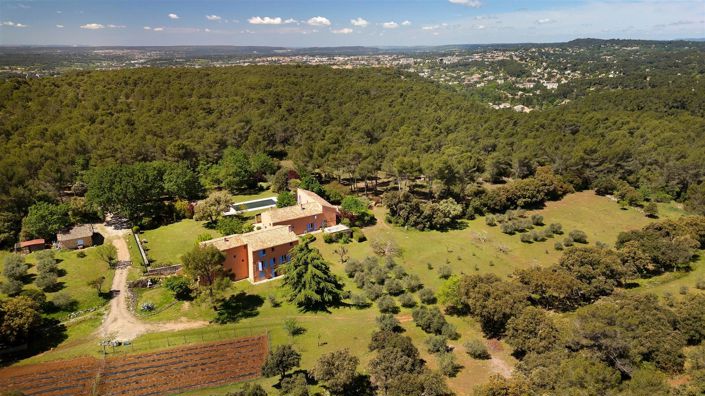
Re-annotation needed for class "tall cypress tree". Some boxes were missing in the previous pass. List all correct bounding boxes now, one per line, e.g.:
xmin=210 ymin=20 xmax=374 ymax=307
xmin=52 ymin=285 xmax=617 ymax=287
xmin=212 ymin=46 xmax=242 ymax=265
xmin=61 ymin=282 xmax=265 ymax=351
xmin=282 ymin=237 xmax=343 ymax=311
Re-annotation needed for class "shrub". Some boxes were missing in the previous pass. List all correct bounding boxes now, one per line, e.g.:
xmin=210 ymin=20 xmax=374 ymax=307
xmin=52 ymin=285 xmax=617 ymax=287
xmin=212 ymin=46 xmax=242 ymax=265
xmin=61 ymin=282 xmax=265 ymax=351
xmin=385 ymin=279 xmax=404 ymax=296
xmin=377 ymin=295 xmax=398 ymax=314
xmin=284 ymin=318 xmax=305 ymax=336
xmin=163 ymin=276 xmax=192 ymax=300
xmin=563 ymin=237 xmax=574 ymax=247
xmin=679 ymin=286 xmax=689 ymax=295
xmin=441 ymin=323 xmax=459 ymax=339
xmin=353 ymin=272 xmax=368 ymax=289
xmin=36 ymin=258 xmax=58 ymax=274
xmin=35 ymin=272 xmax=58 ymax=291
xmin=141 ymin=302 xmax=155 ymax=312
xmin=352 ymin=228 xmax=367 ymax=242
xmin=548 ymin=223 xmax=563 ymax=234
xmin=464 ymin=339 xmax=491 ymax=359
xmin=438 ymin=265 xmax=452 ymax=280
xmin=532 ymin=230 xmax=545 ymax=242
xmin=696 ymin=279 xmax=705 ymax=290
xmin=542 ymin=228 xmax=554 ymax=239
xmin=426 ymin=335 xmax=449 ymax=354
xmin=399 ymin=293 xmax=417 ymax=308
xmin=418 ymin=288 xmax=437 ymax=304
xmin=132 ymin=225 xmax=141 ymax=234
xmin=376 ymin=313 xmax=401 ymax=332
xmin=554 ymin=242 xmax=564 ymax=251
xmin=500 ymin=222 xmax=515 ymax=235
xmin=344 ymin=259 xmax=363 ymax=278
xmin=76 ymin=251 xmax=87 ymax=258
xmin=323 ymin=233 xmax=336 ymax=243
xmin=391 ymin=265 xmax=407 ymax=280
xmin=350 ymin=293 xmax=370 ymax=308
xmin=365 ymin=284 xmax=384 ymax=301
xmin=0 ymin=279 xmax=23 ymax=296
xmin=412 ymin=306 xmax=449 ymax=335
xmin=438 ymin=352 xmax=460 ymax=377
xmin=403 ymin=274 xmax=422 ymax=292
xmin=485 ymin=215 xmax=497 ymax=226
xmin=268 ymin=294 xmax=281 ymax=308
xmin=3 ymin=254 xmax=28 ymax=281
xmin=530 ymin=214 xmax=544 ymax=226
xmin=520 ymin=233 xmax=533 ymax=243
xmin=569 ymin=230 xmax=588 ymax=244
xmin=52 ymin=292 xmax=77 ymax=311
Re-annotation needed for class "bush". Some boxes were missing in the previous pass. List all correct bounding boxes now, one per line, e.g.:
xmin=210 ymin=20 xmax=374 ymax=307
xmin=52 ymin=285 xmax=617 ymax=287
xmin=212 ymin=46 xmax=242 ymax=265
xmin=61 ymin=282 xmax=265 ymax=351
xmin=385 ymin=279 xmax=404 ymax=296
xmin=377 ymin=295 xmax=398 ymax=314
xmin=548 ymin=223 xmax=563 ymax=234
xmin=76 ymin=251 xmax=87 ymax=258
xmin=0 ymin=279 xmax=23 ymax=296
xmin=554 ymin=242 xmax=564 ymax=251
xmin=52 ymin=292 xmax=77 ymax=311
xmin=399 ymin=293 xmax=417 ymax=308
xmin=563 ymin=237 xmax=574 ymax=247
xmin=531 ymin=230 xmax=546 ymax=242
xmin=141 ymin=302 xmax=155 ymax=312
xmin=284 ymin=318 xmax=305 ymax=336
xmin=376 ymin=313 xmax=401 ymax=332
xmin=35 ymin=271 xmax=58 ymax=291
xmin=500 ymin=222 xmax=515 ymax=235
xmin=365 ymin=284 xmax=384 ymax=301
xmin=36 ymin=258 xmax=58 ymax=274
xmin=350 ymin=293 xmax=370 ymax=308
xmin=464 ymin=339 xmax=491 ymax=359
xmin=3 ymin=254 xmax=28 ymax=281
xmin=323 ymin=233 xmax=336 ymax=244
xmin=426 ymin=335 xmax=449 ymax=354
xmin=485 ymin=215 xmax=497 ymax=226
xmin=268 ymin=294 xmax=281 ymax=308
xmin=344 ymin=259 xmax=363 ymax=278
xmin=132 ymin=225 xmax=141 ymax=234
xmin=412 ymin=306 xmax=449 ymax=335
xmin=352 ymin=228 xmax=367 ymax=242
xmin=569 ymin=230 xmax=588 ymax=244
xmin=403 ymin=274 xmax=422 ymax=292
xmin=438 ymin=352 xmax=460 ymax=377
xmin=438 ymin=265 xmax=452 ymax=280
xmin=520 ymin=233 xmax=533 ymax=243
xmin=163 ymin=276 xmax=193 ymax=300
xmin=530 ymin=214 xmax=544 ymax=226
xmin=391 ymin=265 xmax=406 ymax=279
xmin=418 ymin=288 xmax=437 ymax=304
xmin=696 ymin=279 xmax=705 ymax=290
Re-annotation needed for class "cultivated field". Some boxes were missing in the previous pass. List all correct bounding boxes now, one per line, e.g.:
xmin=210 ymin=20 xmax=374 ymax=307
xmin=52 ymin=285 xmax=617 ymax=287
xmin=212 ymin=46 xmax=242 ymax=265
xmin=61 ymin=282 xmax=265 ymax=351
xmin=0 ymin=335 xmax=268 ymax=396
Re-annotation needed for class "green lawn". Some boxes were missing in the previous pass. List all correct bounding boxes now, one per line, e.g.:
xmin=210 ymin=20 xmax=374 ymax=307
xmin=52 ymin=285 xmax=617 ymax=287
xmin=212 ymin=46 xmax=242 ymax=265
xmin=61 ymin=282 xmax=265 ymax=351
xmin=140 ymin=220 xmax=218 ymax=266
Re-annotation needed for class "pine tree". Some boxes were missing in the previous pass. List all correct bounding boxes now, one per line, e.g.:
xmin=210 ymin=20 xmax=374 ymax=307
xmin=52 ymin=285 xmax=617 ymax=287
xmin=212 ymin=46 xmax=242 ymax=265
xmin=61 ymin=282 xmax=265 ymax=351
xmin=281 ymin=238 xmax=343 ymax=311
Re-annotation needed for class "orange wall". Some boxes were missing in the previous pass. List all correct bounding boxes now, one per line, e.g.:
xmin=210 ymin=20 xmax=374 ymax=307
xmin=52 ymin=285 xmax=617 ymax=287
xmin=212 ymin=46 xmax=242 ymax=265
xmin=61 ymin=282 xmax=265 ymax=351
xmin=273 ymin=207 xmax=337 ymax=235
xmin=221 ymin=245 xmax=249 ymax=281
xmin=250 ymin=240 xmax=298 ymax=282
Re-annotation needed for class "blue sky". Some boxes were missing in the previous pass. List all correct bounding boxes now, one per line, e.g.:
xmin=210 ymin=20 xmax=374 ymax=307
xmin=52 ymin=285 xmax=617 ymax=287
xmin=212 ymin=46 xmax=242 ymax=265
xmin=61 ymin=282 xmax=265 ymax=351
xmin=1 ymin=0 xmax=703 ymax=46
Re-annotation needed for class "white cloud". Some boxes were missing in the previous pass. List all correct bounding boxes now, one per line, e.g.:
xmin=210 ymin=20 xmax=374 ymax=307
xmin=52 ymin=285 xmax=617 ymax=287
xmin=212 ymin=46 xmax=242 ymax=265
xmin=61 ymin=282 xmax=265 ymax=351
xmin=307 ymin=16 xmax=331 ymax=26
xmin=350 ymin=17 xmax=368 ymax=27
xmin=449 ymin=0 xmax=482 ymax=7
xmin=1 ymin=21 xmax=28 ymax=28
xmin=204 ymin=28 xmax=211 ymax=32
xmin=107 ymin=24 xmax=126 ymax=28
xmin=536 ymin=18 xmax=554 ymax=24
xmin=284 ymin=18 xmax=297 ymax=24
xmin=401 ymin=20 xmax=412 ymax=26
xmin=168 ymin=13 xmax=179 ymax=20
xmin=422 ymin=25 xmax=438 ymax=31
xmin=332 ymin=28 xmax=353 ymax=34
xmin=56 ymin=24 xmax=64 ymax=28
xmin=475 ymin=24 xmax=486 ymax=29
xmin=153 ymin=27 xmax=164 ymax=31
xmin=248 ymin=16 xmax=282 ymax=25
xmin=143 ymin=26 xmax=151 ymax=30
xmin=206 ymin=15 xmax=221 ymax=21
xmin=382 ymin=21 xmax=399 ymax=29
xmin=80 ymin=23 xmax=104 ymax=29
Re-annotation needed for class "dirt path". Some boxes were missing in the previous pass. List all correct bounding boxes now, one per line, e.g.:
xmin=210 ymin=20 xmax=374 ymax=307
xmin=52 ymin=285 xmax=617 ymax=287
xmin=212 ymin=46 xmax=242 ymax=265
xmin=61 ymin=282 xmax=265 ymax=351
xmin=95 ymin=223 xmax=207 ymax=341
xmin=490 ymin=356 xmax=513 ymax=378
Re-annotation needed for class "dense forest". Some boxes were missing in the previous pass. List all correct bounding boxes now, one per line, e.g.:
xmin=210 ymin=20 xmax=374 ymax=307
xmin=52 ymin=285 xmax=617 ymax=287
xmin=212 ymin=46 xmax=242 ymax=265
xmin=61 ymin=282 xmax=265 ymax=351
xmin=0 ymin=60 xmax=704 ymax=245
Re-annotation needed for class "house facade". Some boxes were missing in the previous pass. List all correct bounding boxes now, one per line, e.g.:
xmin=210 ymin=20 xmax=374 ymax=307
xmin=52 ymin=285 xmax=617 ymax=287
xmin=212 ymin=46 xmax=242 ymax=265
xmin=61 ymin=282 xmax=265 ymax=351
xmin=201 ymin=225 xmax=299 ymax=284
xmin=57 ymin=224 xmax=94 ymax=250
xmin=258 ymin=189 xmax=338 ymax=235
xmin=14 ymin=239 xmax=46 ymax=254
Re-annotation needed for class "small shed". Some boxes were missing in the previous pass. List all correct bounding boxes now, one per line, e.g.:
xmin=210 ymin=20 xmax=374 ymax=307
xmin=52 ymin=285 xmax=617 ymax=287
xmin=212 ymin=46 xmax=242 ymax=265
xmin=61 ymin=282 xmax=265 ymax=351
xmin=57 ymin=224 xmax=95 ymax=250
xmin=14 ymin=239 xmax=46 ymax=254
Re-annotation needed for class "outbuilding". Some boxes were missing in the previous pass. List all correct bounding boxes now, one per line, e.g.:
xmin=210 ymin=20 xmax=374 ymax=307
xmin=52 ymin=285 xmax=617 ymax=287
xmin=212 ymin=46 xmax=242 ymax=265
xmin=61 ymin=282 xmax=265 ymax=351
xmin=14 ymin=239 xmax=46 ymax=254
xmin=57 ymin=224 xmax=95 ymax=250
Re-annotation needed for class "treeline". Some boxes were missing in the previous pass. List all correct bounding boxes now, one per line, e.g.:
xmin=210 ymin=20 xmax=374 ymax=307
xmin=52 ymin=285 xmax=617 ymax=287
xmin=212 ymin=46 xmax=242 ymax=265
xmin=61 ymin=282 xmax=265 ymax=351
xmin=1 ymin=63 xmax=704 ymax=244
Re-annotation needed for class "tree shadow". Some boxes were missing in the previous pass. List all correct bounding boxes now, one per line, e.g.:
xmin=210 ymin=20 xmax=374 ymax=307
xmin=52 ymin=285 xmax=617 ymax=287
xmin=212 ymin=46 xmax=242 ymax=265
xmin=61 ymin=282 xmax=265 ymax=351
xmin=213 ymin=292 xmax=264 ymax=324
xmin=2 ymin=318 xmax=68 ymax=365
